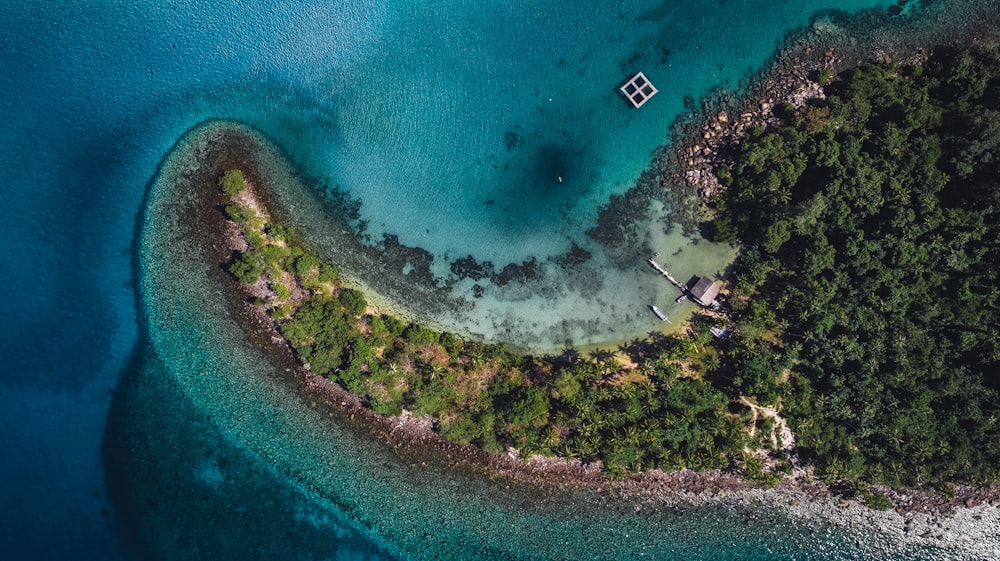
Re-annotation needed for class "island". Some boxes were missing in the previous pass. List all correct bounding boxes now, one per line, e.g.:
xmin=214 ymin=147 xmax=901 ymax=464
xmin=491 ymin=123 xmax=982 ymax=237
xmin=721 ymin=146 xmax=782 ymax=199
xmin=208 ymin=39 xmax=1000 ymax=520
xmin=121 ymin=15 xmax=1000 ymax=561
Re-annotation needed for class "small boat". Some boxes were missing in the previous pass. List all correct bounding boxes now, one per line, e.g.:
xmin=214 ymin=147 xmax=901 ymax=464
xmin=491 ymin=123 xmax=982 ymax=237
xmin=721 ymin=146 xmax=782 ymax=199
xmin=651 ymin=305 xmax=668 ymax=321
xmin=711 ymin=326 xmax=731 ymax=340
xmin=675 ymin=294 xmax=688 ymax=303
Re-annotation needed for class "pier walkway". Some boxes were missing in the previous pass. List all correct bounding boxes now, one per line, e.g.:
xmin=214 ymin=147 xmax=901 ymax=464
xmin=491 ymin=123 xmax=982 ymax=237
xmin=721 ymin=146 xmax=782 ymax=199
xmin=647 ymin=258 xmax=686 ymax=291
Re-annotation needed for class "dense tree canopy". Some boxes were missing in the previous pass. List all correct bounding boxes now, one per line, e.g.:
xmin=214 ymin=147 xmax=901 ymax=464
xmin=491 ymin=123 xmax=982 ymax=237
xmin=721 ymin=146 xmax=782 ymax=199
xmin=714 ymin=45 xmax=1000 ymax=486
xmin=220 ymin=168 xmax=246 ymax=195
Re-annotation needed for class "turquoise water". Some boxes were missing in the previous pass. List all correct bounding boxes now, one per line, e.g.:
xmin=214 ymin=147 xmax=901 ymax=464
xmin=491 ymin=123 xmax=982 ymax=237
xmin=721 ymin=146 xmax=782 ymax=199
xmin=180 ymin=0 xmax=904 ymax=350
xmin=1 ymin=0 xmax=994 ymax=559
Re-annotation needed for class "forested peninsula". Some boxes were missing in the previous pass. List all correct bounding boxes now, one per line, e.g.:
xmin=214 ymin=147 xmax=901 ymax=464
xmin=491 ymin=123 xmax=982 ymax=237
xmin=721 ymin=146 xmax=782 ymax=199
xmin=219 ymin=168 xmax=744 ymax=480
xmin=708 ymin=44 xmax=1000 ymax=487
xmin=215 ymin=43 xmax=1000 ymax=507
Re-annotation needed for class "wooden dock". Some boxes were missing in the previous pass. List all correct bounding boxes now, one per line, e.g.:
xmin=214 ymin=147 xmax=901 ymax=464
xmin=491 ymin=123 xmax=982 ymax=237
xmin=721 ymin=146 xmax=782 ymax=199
xmin=647 ymin=258 xmax=686 ymax=291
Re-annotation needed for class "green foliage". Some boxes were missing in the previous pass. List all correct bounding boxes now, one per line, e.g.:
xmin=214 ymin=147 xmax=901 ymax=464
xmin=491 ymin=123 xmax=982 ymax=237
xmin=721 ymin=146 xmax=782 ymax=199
xmin=716 ymin=165 xmax=734 ymax=187
xmin=763 ymin=219 xmax=791 ymax=253
xmin=224 ymin=204 xmax=245 ymax=223
xmin=864 ymin=492 xmax=893 ymax=511
xmin=708 ymin=216 xmax=739 ymax=243
xmin=243 ymin=207 xmax=264 ymax=231
xmin=404 ymin=324 xmax=439 ymax=346
xmin=318 ymin=263 xmax=339 ymax=283
xmin=295 ymin=254 xmax=319 ymax=276
xmin=273 ymin=283 xmax=290 ymax=300
xmin=742 ymin=453 xmax=765 ymax=480
xmin=382 ymin=315 xmax=406 ymax=337
xmin=220 ymin=169 xmax=246 ymax=195
xmin=439 ymin=332 xmax=463 ymax=357
xmin=280 ymin=297 xmax=356 ymax=378
xmin=339 ymin=288 xmax=367 ymax=317
xmin=228 ymin=252 xmax=261 ymax=284
xmin=439 ymin=414 xmax=483 ymax=445
xmin=368 ymin=315 xmax=389 ymax=340
xmin=552 ymin=370 xmax=582 ymax=404
xmin=263 ymin=222 xmax=289 ymax=243
xmin=521 ymin=386 xmax=554 ymax=425
xmin=257 ymin=243 xmax=287 ymax=269
xmin=216 ymin=46 xmax=1000 ymax=487
xmin=272 ymin=304 xmax=292 ymax=320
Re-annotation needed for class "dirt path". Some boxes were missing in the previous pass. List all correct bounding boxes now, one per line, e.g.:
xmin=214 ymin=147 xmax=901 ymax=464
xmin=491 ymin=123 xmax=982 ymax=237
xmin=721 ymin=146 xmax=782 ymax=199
xmin=740 ymin=397 xmax=806 ymax=479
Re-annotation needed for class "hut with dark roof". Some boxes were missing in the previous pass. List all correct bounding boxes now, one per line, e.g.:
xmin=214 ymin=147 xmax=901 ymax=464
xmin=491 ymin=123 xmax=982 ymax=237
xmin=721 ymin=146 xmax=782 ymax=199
xmin=690 ymin=276 xmax=721 ymax=307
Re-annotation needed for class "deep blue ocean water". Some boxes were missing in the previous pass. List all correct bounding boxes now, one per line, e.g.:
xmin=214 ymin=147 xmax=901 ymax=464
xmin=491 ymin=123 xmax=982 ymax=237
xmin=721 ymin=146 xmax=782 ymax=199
xmin=0 ymin=1 xmax=990 ymax=560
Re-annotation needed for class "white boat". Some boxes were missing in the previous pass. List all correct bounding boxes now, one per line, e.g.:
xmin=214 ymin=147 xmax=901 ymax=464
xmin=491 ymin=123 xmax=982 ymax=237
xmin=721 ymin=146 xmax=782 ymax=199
xmin=711 ymin=326 xmax=731 ymax=340
xmin=651 ymin=305 xmax=668 ymax=321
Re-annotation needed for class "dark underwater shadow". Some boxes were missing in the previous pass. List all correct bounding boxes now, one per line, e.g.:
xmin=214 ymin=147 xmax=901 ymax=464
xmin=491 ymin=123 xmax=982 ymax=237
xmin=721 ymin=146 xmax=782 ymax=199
xmin=102 ymin=341 xmax=155 ymax=561
xmin=102 ymin=144 xmax=164 ymax=561
xmin=100 ymin=127 xmax=396 ymax=561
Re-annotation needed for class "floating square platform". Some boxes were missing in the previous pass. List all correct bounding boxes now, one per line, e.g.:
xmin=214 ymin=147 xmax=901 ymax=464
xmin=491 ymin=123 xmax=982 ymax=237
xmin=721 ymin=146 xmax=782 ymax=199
xmin=620 ymin=72 xmax=658 ymax=108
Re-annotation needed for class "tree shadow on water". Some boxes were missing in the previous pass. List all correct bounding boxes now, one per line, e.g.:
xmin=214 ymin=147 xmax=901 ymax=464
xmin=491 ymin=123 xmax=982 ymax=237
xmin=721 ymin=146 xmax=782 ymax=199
xmin=546 ymin=347 xmax=582 ymax=366
xmin=589 ymin=349 xmax=615 ymax=362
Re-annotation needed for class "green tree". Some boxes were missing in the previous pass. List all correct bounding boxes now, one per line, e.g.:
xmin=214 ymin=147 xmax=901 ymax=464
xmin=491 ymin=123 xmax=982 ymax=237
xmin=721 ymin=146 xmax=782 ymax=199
xmin=220 ymin=169 xmax=246 ymax=195
xmin=339 ymin=288 xmax=367 ymax=317
xmin=229 ymin=252 xmax=261 ymax=284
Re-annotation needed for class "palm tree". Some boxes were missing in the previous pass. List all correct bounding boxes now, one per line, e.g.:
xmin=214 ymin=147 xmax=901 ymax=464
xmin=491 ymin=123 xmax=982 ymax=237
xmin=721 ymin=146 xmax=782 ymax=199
xmin=703 ymin=351 xmax=721 ymax=372
xmin=776 ymin=185 xmax=793 ymax=205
